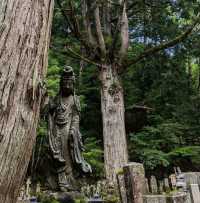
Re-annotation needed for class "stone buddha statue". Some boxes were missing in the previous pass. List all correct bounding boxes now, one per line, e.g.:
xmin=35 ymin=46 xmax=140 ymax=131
xmin=48 ymin=66 xmax=91 ymax=191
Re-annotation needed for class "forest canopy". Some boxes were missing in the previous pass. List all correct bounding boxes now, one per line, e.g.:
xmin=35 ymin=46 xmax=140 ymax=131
xmin=34 ymin=0 xmax=200 ymax=180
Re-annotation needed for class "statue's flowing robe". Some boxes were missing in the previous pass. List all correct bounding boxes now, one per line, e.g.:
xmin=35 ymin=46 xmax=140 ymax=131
xmin=48 ymin=95 xmax=91 ymax=174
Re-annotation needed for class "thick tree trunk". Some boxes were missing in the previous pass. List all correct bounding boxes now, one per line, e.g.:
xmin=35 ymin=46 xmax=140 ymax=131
xmin=0 ymin=1 xmax=54 ymax=202
xmin=100 ymin=64 xmax=128 ymax=183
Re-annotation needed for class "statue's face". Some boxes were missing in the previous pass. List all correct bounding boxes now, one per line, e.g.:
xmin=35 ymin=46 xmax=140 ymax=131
xmin=61 ymin=78 xmax=74 ymax=96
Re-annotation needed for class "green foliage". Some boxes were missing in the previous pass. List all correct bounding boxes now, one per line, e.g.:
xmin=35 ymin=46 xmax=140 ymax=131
xmin=129 ymin=120 xmax=184 ymax=171
xmin=168 ymin=146 xmax=200 ymax=166
xmin=75 ymin=198 xmax=87 ymax=203
xmin=46 ymin=50 xmax=61 ymax=97
xmin=37 ymin=193 xmax=59 ymax=203
xmin=33 ymin=0 xmax=200 ymax=180
xmin=83 ymin=137 xmax=104 ymax=179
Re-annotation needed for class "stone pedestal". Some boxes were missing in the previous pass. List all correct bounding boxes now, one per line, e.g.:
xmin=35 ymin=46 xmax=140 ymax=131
xmin=143 ymin=195 xmax=166 ymax=203
xmin=143 ymin=193 xmax=187 ymax=203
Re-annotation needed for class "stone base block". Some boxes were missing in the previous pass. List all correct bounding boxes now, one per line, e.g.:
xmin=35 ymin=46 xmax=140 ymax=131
xmin=143 ymin=193 xmax=187 ymax=203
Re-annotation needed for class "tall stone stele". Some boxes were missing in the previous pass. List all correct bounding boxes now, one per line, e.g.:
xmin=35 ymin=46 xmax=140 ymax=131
xmin=48 ymin=66 xmax=91 ymax=191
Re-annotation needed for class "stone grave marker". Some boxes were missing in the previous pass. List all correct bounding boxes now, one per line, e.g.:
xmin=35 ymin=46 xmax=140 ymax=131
xmin=145 ymin=178 xmax=149 ymax=193
xmin=190 ymin=184 xmax=200 ymax=203
xmin=26 ymin=178 xmax=31 ymax=199
xmin=18 ymin=185 xmax=25 ymax=200
xmin=164 ymin=178 xmax=170 ymax=191
xmin=169 ymin=174 xmax=176 ymax=189
xmin=36 ymin=182 xmax=41 ymax=194
xmin=150 ymin=176 xmax=158 ymax=194
xmin=159 ymin=180 xmax=164 ymax=194
xmin=123 ymin=162 xmax=145 ymax=203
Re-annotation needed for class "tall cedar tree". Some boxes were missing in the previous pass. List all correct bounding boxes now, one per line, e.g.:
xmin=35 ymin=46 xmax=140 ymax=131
xmin=0 ymin=1 xmax=54 ymax=202
xmin=55 ymin=0 xmax=200 ymax=183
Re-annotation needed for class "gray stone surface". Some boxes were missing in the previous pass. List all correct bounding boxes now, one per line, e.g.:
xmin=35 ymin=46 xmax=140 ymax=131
xmin=169 ymin=174 xmax=176 ymax=188
xmin=143 ymin=195 xmax=166 ymax=203
xmin=183 ymin=173 xmax=200 ymax=185
xmin=159 ymin=181 xmax=164 ymax=194
xmin=166 ymin=193 xmax=187 ymax=203
xmin=123 ymin=162 xmax=145 ymax=203
xmin=117 ymin=173 xmax=127 ymax=203
xmin=185 ymin=191 xmax=192 ymax=203
xmin=143 ymin=193 xmax=187 ymax=203
xmin=164 ymin=178 xmax=170 ymax=191
xmin=145 ymin=178 xmax=149 ymax=193
xmin=189 ymin=184 xmax=200 ymax=203
xmin=150 ymin=176 xmax=158 ymax=194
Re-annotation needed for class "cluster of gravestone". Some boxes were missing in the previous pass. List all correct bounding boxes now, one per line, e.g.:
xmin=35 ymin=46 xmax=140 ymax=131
xmin=115 ymin=163 xmax=200 ymax=203
xmin=17 ymin=178 xmax=40 ymax=203
xmin=17 ymin=164 xmax=200 ymax=203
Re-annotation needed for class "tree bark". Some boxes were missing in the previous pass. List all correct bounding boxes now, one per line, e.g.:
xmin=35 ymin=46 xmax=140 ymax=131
xmin=100 ymin=64 xmax=128 ymax=183
xmin=0 ymin=0 xmax=54 ymax=202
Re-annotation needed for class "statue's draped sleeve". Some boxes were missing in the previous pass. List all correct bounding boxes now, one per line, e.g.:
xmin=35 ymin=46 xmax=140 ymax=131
xmin=48 ymin=97 xmax=65 ymax=163
xmin=69 ymin=96 xmax=92 ymax=173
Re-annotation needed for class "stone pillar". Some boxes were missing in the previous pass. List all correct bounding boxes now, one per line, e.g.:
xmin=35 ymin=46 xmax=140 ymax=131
xmin=117 ymin=172 xmax=127 ymax=203
xmin=145 ymin=179 xmax=149 ymax=193
xmin=25 ymin=178 xmax=31 ymax=199
xmin=123 ymin=162 xmax=145 ymax=203
xmin=159 ymin=180 xmax=164 ymax=194
xmin=164 ymin=178 xmax=170 ymax=191
xmin=190 ymin=184 xmax=200 ymax=203
xmin=150 ymin=176 xmax=158 ymax=194
xmin=36 ymin=182 xmax=41 ymax=194
xmin=169 ymin=174 xmax=176 ymax=189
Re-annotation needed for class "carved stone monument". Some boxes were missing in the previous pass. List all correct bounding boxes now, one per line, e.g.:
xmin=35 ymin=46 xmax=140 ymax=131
xmin=190 ymin=184 xmax=200 ymax=203
xmin=150 ymin=176 xmax=158 ymax=194
xmin=48 ymin=66 xmax=91 ymax=191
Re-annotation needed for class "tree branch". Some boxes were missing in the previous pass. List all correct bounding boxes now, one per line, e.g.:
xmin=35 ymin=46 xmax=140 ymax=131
xmin=125 ymin=13 xmax=200 ymax=67
xmin=66 ymin=47 xmax=101 ymax=67
xmin=56 ymin=0 xmax=95 ymax=50
xmin=110 ymin=0 xmax=126 ymax=58
xmin=94 ymin=5 xmax=106 ymax=58
xmin=56 ymin=0 xmax=74 ymax=33
xmin=119 ymin=0 xmax=129 ymax=60
xmin=82 ymin=0 xmax=96 ymax=46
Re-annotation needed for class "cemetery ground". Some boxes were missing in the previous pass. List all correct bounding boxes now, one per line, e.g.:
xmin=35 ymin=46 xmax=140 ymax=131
xmin=17 ymin=163 xmax=200 ymax=203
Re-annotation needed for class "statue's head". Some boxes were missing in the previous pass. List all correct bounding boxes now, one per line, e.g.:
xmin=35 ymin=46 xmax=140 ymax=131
xmin=60 ymin=66 xmax=75 ymax=96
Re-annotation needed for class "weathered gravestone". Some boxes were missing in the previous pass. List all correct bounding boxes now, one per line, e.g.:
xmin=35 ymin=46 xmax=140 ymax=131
xmin=150 ymin=176 xmax=158 ymax=194
xmin=164 ymin=178 xmax=170 ymax=191
xmin=169 ymin=174 xmax=176 ymax=189
xmin=117 ymin=172 xmax=127 ymax=203
xmin=123 ymin=162 xmax=145 ymax=203
xmin=183 ymin=173 xmax=200 ymax=185
xmin=26 ymin=178 xmax=31 ymax=199
xmin=145 ymin=179 xmax=149 ymax=193
xmin=36 ymin=182 xmax=41 ymax=194
xmin=189 ymin=184 xmax=200 ymax=203
xmin=159 ymin=181 xmax=164 ymax=194
xmin=18 ymin=186 xmax=25 ymax=201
